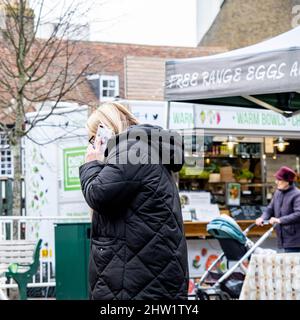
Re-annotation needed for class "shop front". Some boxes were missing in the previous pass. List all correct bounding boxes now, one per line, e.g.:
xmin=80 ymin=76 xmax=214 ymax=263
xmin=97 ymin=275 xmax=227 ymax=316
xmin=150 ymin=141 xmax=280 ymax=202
xmin=167 ymin=103 xmax=300 ymax=296
xmin=171 ymin=103 xmax=300 ymax=222
xmin=164 ymin=27 xmax=300 ymax=296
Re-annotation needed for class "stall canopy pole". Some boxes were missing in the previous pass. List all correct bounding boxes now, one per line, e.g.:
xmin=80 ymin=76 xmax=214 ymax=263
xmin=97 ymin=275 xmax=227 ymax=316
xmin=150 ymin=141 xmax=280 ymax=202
xmin=242 ymin=96 xmax=287 ymax=116
xmin=166 ymin=101 xmax=171 ymax=129
xmin=290 ymin=108 xmax=300 ymax=117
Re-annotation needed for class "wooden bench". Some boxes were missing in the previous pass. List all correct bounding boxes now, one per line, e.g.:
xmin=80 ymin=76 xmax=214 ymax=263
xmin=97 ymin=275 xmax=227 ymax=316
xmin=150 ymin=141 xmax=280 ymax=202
xmin=0 ymin=239 xmax=42 ymax=300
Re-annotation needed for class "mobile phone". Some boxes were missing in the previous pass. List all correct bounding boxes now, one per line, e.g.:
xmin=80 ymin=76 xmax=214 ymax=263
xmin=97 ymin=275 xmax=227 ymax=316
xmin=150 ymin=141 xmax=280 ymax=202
xmin=95 ymin=124 xmax=113 ymax=152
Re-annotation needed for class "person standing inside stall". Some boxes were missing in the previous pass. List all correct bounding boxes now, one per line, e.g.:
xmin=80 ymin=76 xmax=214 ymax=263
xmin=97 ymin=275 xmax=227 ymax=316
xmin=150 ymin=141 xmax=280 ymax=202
xmin=256 ymin=166 xmax=300 ymax=253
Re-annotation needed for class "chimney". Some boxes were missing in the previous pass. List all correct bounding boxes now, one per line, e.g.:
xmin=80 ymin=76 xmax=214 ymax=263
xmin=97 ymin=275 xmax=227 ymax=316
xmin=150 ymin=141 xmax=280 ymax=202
xmin=0 ymin=0 xmax=35 ymax=42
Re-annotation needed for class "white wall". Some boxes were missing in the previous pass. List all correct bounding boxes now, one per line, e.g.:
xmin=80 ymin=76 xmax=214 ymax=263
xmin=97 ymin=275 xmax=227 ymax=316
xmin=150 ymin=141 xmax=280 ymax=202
xmin=24 ymin=105 xmax=90 ymax=218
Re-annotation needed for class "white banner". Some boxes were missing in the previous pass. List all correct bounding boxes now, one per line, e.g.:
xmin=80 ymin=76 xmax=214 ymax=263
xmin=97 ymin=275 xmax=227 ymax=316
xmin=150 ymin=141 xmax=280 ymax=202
xmin=195 ymin=104 xmax=300 ymax=131
xmin=169 ymin=102 xmax=300 ymax=132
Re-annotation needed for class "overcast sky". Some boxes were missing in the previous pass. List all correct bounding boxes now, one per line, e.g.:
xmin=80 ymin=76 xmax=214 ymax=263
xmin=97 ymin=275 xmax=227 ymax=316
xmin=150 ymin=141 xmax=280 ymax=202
xmin=32 ymin=0 xmax=200 ymax=47
xmin=89 ymin=0 xmax=198 ymax=46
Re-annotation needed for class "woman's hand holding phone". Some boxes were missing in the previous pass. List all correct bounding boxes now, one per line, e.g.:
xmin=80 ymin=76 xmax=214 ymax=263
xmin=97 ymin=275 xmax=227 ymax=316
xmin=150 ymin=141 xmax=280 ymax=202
xmin=85 ymin=136 xmax=104 ymax=163
xmin=85 ymin=124 xmax=112 ymax=163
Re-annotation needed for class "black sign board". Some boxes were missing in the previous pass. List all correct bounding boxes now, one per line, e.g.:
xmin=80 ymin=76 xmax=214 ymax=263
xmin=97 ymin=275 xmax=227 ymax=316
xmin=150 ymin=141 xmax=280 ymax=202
xmin=229 ymin=205 xmax=267 ymax=220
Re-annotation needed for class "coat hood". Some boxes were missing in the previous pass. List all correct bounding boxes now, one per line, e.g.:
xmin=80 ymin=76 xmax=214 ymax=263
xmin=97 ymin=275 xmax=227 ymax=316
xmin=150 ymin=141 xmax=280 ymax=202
xmin=105 ymin=124 xmax=184 ymax=172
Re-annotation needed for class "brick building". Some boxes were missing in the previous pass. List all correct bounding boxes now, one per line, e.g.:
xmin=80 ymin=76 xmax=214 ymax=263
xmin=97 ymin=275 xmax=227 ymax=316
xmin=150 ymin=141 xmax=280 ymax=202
xmin=199 ymin=0 xmax=300 ymax=49
xmin=78 ymin=41 xmax=224 ymax=107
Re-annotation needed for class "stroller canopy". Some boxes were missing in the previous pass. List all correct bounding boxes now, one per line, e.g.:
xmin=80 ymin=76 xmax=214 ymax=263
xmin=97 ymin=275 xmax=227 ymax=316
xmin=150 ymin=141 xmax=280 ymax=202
xmin=207 ymin=215 xmax=247 ymax=244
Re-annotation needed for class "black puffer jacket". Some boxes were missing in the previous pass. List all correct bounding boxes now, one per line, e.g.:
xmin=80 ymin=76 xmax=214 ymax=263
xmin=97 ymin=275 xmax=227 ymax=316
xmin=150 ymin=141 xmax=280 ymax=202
xmin=79 ymin=124 xmax=189 ymax=300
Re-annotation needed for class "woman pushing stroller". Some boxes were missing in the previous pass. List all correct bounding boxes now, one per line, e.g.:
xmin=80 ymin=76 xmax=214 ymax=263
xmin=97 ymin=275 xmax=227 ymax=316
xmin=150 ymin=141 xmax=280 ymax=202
xmin=256 ymin=166 xmax=300 ymax=253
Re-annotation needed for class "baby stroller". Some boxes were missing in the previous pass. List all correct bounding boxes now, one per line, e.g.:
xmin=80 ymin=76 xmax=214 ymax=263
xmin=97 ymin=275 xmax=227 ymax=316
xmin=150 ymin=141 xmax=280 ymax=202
xmin=196 ymin=215 xmax=276 ymax=300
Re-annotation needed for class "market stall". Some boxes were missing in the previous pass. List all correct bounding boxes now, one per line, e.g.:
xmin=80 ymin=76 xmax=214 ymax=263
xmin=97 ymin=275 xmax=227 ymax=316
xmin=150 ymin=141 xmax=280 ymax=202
xmin=165 ymin=26 xmax=300 ymax=119
xmin=164 ymin=29 xmax=300 ymax=294
xmin=164 ymin=27 xmax=300 ymax=226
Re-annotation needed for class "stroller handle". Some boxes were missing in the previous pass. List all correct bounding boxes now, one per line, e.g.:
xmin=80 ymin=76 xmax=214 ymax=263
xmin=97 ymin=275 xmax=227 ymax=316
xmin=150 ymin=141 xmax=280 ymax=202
xmin=243 ymin=220 xmax=275 ymax=235
xmin=243 ymin=222 xmax=258 ymax=235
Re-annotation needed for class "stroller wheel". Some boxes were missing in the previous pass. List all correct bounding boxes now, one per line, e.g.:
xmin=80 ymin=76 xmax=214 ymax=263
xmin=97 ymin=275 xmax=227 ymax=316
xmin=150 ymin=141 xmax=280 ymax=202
xmin=196 ymin=289 xmax=210 ymax=300
xmin=196 ymin=286 xmax=233 ymax=300
xmin=219 ymin=291 xmax=232 ymax=300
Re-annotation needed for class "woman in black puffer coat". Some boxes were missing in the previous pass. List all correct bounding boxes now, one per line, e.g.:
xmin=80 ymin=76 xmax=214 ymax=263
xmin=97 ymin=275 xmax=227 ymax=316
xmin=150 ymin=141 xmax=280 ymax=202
xmin=79 ymin=102 xmax=189 ymax=300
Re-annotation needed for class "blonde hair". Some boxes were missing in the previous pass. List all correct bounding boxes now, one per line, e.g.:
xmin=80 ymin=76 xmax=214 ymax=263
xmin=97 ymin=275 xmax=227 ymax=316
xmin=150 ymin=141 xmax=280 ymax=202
xmin=86 ymin=102 xmax=139 ymax=138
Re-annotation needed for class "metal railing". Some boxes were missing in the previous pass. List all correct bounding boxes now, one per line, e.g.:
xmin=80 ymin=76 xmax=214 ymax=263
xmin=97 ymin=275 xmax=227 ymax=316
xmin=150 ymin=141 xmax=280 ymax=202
xmin=0 ymin=215 xmax=90 ymax=290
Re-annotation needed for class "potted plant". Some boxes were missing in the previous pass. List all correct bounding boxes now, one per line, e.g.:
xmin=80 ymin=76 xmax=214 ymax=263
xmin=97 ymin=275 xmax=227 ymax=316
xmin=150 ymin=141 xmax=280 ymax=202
xmin=207 ymin=163 xmax=221 ymax=183
xmin=179 ymin=164 xmax=210 ymax=179
xmin=235 ymin=168 xmax=254 ymax=183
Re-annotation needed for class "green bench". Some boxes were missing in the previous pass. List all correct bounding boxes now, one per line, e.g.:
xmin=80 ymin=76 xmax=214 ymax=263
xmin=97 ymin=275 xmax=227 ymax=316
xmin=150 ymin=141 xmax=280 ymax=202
xmin=0 ymin=239 xmax=42 ymax=300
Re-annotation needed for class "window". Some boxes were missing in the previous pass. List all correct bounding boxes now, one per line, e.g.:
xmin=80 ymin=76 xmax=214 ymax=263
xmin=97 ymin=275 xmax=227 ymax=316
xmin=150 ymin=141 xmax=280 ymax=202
xmin=87 ymin=75 xmax=119 ymax=101
xmin=100 ymin=76 xmax=119 ymax=100
xmin=0 ymin=133 xmax=12 ymax=177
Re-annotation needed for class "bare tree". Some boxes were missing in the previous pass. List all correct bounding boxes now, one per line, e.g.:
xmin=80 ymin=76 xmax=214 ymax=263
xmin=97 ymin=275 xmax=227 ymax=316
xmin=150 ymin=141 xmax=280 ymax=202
xmin=0 ymin=0 xmax=102 ymax=233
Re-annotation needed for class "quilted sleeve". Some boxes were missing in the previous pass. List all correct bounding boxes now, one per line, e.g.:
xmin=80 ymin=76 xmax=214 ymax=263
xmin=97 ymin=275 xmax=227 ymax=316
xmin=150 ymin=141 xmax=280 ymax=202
xmin=79 ymin=160 xmax=141 ymax=213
